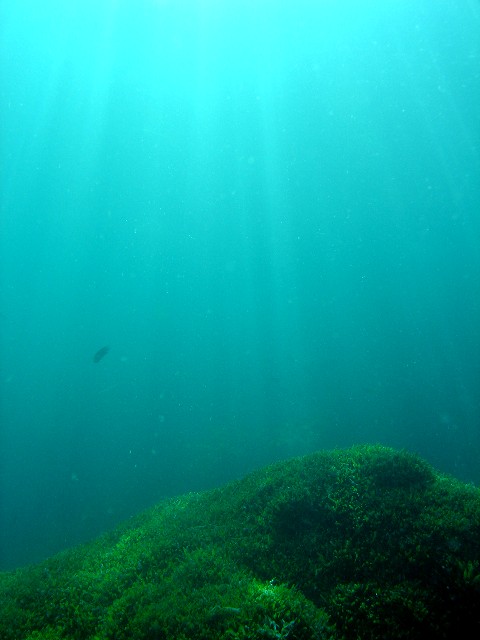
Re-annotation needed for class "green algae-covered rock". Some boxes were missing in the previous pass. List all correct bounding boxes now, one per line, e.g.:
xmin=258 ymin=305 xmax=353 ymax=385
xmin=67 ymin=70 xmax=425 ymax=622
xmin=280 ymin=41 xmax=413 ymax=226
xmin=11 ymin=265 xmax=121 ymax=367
xmin=1 ymin=445 xmax=479 ymax=639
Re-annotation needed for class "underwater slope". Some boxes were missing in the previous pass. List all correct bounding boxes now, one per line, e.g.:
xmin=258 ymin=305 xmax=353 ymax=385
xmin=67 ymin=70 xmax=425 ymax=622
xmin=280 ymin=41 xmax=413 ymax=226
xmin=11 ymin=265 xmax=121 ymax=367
xmin=1 ymin=444 xmax=479 ymax=639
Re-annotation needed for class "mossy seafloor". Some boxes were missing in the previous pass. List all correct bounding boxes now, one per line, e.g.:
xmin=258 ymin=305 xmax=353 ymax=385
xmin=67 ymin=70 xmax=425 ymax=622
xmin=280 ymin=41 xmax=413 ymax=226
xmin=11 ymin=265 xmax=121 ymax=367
xmin=1 ymin=446 xmax=480 ymax=639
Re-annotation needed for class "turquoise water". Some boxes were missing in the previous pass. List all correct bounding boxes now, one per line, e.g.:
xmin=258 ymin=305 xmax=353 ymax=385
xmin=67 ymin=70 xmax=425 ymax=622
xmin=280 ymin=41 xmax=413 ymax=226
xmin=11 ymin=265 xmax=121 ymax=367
xmin=1 ymin=0 xmax=479 ymax=570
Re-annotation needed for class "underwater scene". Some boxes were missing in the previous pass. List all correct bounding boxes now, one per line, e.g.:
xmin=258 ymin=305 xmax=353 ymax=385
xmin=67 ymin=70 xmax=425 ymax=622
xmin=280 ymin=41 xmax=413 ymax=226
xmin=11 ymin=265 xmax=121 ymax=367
xmin=1 ymin=1 xmax=479 ymax=637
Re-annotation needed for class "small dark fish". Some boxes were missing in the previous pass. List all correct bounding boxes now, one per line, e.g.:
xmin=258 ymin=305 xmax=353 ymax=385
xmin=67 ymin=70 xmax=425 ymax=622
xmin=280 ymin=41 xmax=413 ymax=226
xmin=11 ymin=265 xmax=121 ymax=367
xmin=93 ymin=346 xmax=110 ymax=363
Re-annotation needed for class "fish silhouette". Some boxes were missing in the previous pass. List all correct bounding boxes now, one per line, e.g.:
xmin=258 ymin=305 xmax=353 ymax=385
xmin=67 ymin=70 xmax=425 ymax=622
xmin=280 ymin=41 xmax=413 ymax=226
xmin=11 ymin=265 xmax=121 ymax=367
xmin=93 ymin=346 xmax=110 ymax=363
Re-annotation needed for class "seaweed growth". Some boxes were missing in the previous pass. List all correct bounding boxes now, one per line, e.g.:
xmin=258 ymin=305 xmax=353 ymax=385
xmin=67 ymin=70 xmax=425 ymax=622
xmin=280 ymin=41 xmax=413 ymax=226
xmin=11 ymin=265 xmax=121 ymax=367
xmin=0 ymin=445 xmax=479 ymax=639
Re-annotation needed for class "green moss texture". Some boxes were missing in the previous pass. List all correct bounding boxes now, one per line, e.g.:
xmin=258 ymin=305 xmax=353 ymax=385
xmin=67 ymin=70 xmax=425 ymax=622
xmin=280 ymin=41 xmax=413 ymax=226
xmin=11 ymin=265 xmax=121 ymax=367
xmin=1 ymin=445 xmax=479 ymax=639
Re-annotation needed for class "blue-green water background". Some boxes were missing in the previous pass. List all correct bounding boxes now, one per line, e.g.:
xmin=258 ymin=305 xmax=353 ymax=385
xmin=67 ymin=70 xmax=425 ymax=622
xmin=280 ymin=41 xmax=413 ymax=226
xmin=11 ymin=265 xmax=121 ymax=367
xmin=1 ymin=0 xmax=479 ymax=570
